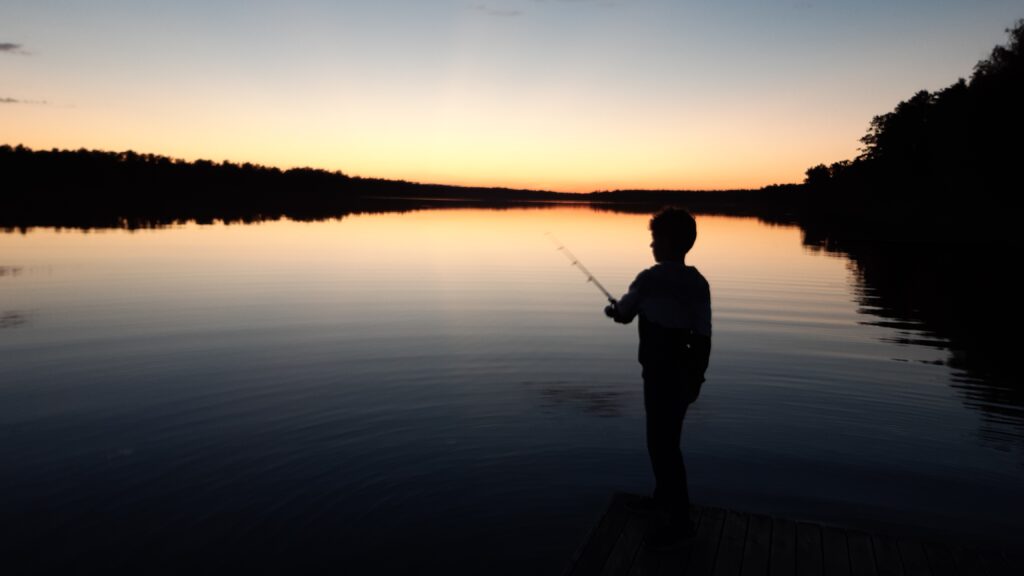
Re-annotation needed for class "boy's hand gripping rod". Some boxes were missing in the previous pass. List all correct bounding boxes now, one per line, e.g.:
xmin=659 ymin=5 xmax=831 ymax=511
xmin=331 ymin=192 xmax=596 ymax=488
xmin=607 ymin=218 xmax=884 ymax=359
xmin=545 ymin=233 xmax=617 ymax=304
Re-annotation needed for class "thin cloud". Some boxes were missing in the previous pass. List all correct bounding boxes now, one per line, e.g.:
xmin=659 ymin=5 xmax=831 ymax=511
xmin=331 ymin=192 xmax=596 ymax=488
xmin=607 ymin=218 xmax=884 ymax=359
xmin=474 ymin=4 xmax=524 ymax=17
xmin=471 ymin=0 xmax=612 ymax=17
xmin=1 ymin=42 xmax=29 ymax=55
xmin=532 ymin=0 xmax=615 ymax=5
xmin=1 ymin=97 xmax=48 ymax=105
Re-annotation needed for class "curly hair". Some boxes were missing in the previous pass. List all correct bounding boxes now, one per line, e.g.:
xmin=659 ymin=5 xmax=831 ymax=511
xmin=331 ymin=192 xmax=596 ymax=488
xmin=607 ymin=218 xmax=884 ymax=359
xmin=649 ymin=207 xmax=697 ymax=256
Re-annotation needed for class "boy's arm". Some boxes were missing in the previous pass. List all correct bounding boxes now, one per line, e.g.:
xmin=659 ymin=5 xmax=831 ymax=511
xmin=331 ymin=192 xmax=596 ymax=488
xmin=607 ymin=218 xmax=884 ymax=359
xmin=690 ymin=276 xmax=712 ymax=381
xmin=604 ymin=272 xmax=646 ymax=324
xmin=688 ymin=334 xmax=712 ymax=383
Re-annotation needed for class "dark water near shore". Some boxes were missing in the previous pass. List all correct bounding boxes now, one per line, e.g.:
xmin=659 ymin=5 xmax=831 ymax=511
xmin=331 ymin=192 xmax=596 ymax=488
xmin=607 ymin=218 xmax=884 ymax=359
xmin=1 ymin=207 xmax=1021 ymax=574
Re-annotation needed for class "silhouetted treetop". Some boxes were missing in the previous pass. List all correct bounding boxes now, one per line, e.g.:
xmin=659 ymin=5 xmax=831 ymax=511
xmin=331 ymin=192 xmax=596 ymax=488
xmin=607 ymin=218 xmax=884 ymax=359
xmin=972 ymin=18 xmax=1024 ymax=83
xmin=0 ymin=145 xmax=587 ymax=230
xmin=804 ymin=17 xmax=1022 ymax=232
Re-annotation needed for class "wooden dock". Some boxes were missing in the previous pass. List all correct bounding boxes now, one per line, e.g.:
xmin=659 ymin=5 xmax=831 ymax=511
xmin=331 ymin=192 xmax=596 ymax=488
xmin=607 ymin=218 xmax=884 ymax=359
xmin=566 ymin=494 xmax=1020 ymax=576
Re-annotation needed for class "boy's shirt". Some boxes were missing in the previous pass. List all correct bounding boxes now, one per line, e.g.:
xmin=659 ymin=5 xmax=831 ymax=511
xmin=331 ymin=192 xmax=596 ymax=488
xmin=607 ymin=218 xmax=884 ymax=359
xmin=613 ymin=262 xmax=712 ymax=387
xmin=614 ymin=262 xmax=712 ymax=337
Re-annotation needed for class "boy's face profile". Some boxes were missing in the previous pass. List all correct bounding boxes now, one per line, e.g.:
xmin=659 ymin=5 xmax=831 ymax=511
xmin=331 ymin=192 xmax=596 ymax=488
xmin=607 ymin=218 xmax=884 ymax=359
xmin=651 ymin=236 xmax=683 ymax=263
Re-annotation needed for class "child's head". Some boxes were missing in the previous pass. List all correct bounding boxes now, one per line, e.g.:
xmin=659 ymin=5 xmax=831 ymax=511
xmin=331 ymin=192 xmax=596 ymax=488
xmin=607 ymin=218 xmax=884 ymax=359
xmin=649 ymin=208 xmax=697 ymax=262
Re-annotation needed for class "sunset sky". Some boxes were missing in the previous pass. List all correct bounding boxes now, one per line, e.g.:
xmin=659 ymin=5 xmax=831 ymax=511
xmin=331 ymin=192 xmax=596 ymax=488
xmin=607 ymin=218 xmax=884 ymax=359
xmin=2 ymin=1 xmax=1020 ymax=192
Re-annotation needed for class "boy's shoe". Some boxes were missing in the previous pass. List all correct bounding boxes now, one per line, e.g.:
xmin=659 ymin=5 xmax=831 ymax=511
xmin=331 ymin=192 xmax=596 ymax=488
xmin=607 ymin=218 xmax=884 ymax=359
xmin=625 ymin=496 xmax=660 ymax=514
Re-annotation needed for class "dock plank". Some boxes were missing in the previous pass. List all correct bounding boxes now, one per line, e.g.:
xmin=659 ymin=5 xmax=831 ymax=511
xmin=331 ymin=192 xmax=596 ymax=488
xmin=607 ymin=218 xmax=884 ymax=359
xmin=567 ymin=495 xmax=1017 ymax=576
xmin=922 ymin=543 xmax=957 ymax=576
xmin=687 ymin=506 xmax=726 ymax=576
xmin=975 ymin=550 xmax=1013 ymax=576
xmin=713 ymin=510 xmax=749 ymax=576
xmin=822 ymin=526 xmax=851 ymax=576
xmin=739 ymin=514 xmax=772 ymax=576
xmin=871 ymin=535 xmax=904 ymax=576
xmin=648 ymin=507 xmax=704 ymax=576
xmin=626 ymin=535 xmax=662 ymax=576
xmin=796 ymin=523 xmax=823 ymax=576
xmin=601 ymin=513 xmax=651 ymax=576
xmin=897 ymin=540 xmax=931 ymax=576
xmin=948 ymin=546 xmax=984 ymax=576
xmin=846 ymin=532 xmax=877 ymax=576
xmin=568 ymin=493 xmax=632 ymax=576
xmin=769 ymin=518 xmax=797 ymax=576
xmin=1006 ymin=553 xmax=1024 ymax=576
xmin=625 ymin=506 xmax=705 ymax=576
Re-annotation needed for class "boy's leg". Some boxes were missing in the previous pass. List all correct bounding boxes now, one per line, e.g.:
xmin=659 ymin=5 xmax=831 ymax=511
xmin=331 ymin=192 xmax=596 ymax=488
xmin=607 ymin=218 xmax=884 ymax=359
xmin=643 ymin=374 xmax=692 ymax=527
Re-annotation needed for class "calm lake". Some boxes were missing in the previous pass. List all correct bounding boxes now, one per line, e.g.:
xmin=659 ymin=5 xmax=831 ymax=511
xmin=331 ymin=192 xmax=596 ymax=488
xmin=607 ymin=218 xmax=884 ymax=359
xmin=1 ymin=206 xmax=1021 ymax=574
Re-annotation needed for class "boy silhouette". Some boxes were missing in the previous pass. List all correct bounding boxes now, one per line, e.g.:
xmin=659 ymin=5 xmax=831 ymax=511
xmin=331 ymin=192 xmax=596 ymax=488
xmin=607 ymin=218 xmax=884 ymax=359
xmin=605 ymin=207 xmax=712 ymax=550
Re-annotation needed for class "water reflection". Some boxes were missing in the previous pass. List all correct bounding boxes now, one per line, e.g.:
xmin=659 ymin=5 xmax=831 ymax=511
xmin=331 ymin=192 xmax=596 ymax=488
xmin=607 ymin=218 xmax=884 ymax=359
xmin=0 ymin=311 xmax=28 ymax=329
xmin=530 ymin=381 xmax=627 ymax=418
xmin=799 ymin=228 xmax=1022 ymax=454
xmin=0 ymin=267 xmax=28 ymax=329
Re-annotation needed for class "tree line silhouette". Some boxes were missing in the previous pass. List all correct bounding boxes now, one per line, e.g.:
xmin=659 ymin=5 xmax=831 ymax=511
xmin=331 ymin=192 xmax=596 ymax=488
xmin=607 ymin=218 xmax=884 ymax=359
xmin=0 ymin=146 xmax=579 ymax=231
xmin=800 ymin=19 xmax=1022 ymax=241
xmin=0 ymin=143 xmax=809 ymax=231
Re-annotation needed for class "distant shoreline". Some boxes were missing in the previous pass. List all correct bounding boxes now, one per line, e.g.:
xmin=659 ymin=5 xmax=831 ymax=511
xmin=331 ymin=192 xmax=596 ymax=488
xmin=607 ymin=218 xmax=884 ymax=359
xmin=0 ymin=143 xmax=1011 ymax=247
xmin=1 ymin=143 xmax=806 ymax=232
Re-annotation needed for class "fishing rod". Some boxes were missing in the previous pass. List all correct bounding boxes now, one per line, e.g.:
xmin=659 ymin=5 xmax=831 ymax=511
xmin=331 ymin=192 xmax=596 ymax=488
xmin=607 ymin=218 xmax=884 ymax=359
xmin=545 ymin=233 xmax=617 ymax=304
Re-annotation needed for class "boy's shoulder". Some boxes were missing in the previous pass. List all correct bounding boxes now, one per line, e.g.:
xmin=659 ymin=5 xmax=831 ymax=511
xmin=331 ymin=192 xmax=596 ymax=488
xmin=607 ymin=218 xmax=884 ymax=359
xmin=630 ymin=263 xmax=708 ymax=295
xmin=642 ymin=262 xmax=707 ymax=283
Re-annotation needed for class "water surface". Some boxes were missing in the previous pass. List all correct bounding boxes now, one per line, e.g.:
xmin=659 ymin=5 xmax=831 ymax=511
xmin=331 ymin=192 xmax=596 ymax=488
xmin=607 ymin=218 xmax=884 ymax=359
xmin=1 ymin=207 xmax=1020 ymax=573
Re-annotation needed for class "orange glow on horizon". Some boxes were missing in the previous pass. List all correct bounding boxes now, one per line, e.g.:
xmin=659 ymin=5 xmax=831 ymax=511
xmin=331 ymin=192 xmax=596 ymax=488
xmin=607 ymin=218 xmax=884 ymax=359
xmin=1 ymin=95 xmax=852 ymax=193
